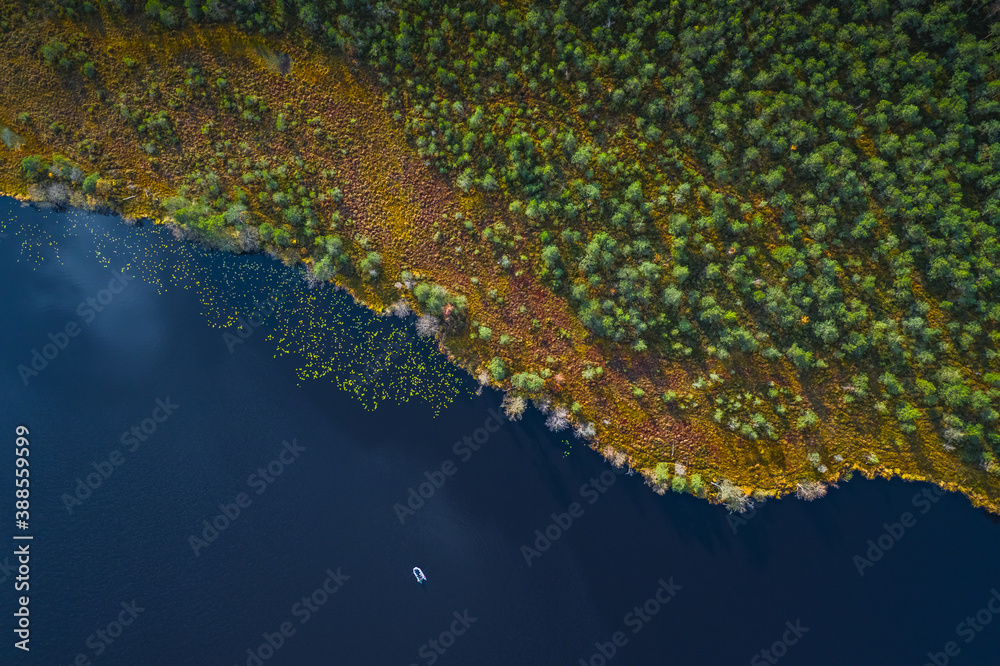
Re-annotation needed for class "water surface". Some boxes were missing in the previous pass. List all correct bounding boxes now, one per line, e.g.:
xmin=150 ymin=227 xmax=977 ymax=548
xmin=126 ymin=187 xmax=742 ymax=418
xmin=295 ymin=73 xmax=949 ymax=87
xmin=1 ymin=198 xmax=999 ymax=665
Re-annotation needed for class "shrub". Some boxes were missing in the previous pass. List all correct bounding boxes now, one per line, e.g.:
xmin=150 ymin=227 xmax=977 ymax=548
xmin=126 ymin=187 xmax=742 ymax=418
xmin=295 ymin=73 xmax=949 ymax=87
xmin=879 ymin=372 xmax=903 ymax=395
xmin=50 ymin=154 xmax=78 ymax=180
xmin=359 ymin=251 xmax=382 ymax=279
xmin=272 ymin=228 xmax=291 ymax=247
xmin=796 ymin=409 xmax=819 ymax=430
xmin=663 ymin=286 xmax=683 ymax=307
xmin=716 ymin=478 xmax=751 ymax=513
xmin=487 ymin=356 xmax=506 ymax=381
xmin=896 ymin=402 xmax=921 ymax=433
xmin=413 ymin=281 xmax=465 ymax=317
xmin=786 ymin=344 xmax=814 ymax=370
xmin=40 ymin=40 xmax=67 ymax=65
xmin=511 ymin=372 xmax=544 ymax=394
xmin=82 ymin=173 xmax=99 ymax=194
xmin=318 ymin=235 xmax=344 ymax=257
xmin=283 ymin=206 xmax=303 ymax=225
xmin=312 ymin=256 xmax=335 ymax=281
xmin=20 ymin=155 xmax=46 ymax=181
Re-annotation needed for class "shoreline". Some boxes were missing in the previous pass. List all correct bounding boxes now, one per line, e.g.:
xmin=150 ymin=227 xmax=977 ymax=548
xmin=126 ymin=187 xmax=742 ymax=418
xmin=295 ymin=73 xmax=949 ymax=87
xmin=1 ymin=7 xmax=997 ymax=515
xmin=3 ymin=190 xmax=996 ymax=515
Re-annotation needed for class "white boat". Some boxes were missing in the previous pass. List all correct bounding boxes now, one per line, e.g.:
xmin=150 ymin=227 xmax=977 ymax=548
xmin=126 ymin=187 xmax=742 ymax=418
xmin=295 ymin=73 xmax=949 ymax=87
xmin=413 ymin=566 xmax=427 ymax=583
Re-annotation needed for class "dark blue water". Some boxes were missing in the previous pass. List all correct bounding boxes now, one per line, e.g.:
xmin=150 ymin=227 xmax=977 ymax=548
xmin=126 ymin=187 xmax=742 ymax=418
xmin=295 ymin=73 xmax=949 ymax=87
xmin=2 ymin=197 xmax=999 ymax=666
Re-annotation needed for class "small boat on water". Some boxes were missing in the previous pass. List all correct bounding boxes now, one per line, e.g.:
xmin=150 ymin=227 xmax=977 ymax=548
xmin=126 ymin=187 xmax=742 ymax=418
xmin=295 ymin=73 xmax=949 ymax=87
xmin=412 ymin=566 xmax=427 ymax=583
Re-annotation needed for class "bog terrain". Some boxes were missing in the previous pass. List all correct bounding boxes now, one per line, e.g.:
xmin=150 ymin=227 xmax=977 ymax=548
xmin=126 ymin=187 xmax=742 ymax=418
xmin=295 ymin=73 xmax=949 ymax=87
xmin=3 ymin=0 xmax=1000 ymax=513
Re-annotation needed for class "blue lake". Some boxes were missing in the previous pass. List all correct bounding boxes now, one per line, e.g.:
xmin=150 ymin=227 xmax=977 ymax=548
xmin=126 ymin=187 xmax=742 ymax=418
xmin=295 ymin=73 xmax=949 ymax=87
xmin=2 ymin=196 xmax=999 ymax=665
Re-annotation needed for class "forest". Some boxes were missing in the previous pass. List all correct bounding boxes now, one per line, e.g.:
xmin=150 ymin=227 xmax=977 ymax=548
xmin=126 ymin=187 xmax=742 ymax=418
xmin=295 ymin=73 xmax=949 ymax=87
xmin=4 ymin=0 xmax=1000 ymax=510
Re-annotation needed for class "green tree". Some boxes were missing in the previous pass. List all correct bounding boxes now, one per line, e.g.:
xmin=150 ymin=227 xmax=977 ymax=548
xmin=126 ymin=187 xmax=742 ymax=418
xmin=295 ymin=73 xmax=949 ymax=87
xmin=487 ymin=356 xmax=506 ymax=381
xmin=313 ymin=256 xmax=335 ymax=281
xmin=273 ymin=228 xmax=291 ymax=247
xmin=511 ymin=372 xmax=544 ymax=394
xmin=359 ymin=251 xmax=382 ymax=279
xmin=796 ymin=409 xmax=819 ymax=430
xmin=896 ymin=402 xmax=921 ymax=433
xmin=82 ymin=173 xmax=99 ymax=193
xmin=786 ymin=344 xmax=814 ymax=371
xmin=40 ymin=40 xmax=67 ymax=65
xmin=879 ymin=372 xmax=903 ymax=395
xmin=20 ymin=155 xmax=46 ymax=181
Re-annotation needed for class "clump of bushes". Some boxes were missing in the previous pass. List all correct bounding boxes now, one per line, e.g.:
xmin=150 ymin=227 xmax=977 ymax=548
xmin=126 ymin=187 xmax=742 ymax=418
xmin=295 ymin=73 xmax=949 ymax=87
xmin=82 ymin=173 xmax=99 ymax=194
xmin=715 ymin=478 xmax=752 ymax=513
xmin=487 ymin=356 xmax=506 ymax=381
xmin=20 ymin=155 xmax=48 ymax=181
xmin=412 ymin=281 xmax=467 ymax=322
xmin=510 ymin=372 xmax=543 ymax=394
xmin=40 ymin=39 xmax=66 ymax=65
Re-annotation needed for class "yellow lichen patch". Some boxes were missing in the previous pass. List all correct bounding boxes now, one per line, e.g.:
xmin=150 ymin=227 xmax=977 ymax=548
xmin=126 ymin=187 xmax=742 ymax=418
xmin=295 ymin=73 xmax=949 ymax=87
xmin=855 ymin=129 xmax=877 ymax=159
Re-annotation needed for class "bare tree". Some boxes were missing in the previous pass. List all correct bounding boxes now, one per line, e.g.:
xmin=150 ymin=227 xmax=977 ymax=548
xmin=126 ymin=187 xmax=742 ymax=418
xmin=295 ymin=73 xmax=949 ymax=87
xmin=415 ymin=314 xmax=440 ymax=337
xmin=795 ymin=480 xmax=827 ymax=501
xmin=714 ymin=478 xmax=753 ymax=513
xmin=501 ymin=393 xmax=526 ymax=421
xmin=545 ymin=405 xmax=570 ymax=431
